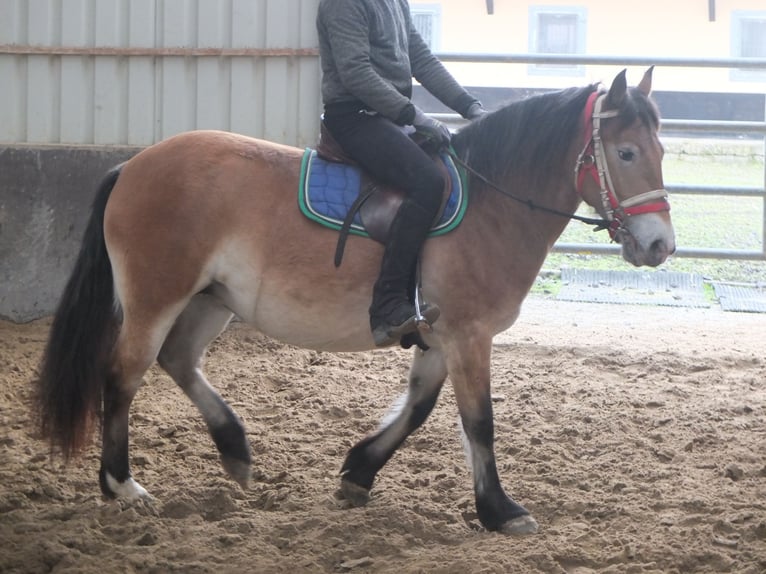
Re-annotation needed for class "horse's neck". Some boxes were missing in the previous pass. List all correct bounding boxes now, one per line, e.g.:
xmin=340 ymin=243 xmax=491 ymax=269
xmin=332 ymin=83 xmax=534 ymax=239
xmin=454 ymin=112 xmax=587 ymax=254
xmin=465 ymin=149 xmax=581 ymax=237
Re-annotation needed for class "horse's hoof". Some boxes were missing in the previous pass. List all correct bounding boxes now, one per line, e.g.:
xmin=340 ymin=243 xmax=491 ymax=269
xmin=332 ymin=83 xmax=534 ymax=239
xmin=221 ymin=456 xmax=251 ymax=489
xmin=499 ymin=514 xmax=539 ymax=536
xmin=339 ymin=479 xmax=371 ymax=507
xmin=101 ymin=471 xmax=150 ymax=501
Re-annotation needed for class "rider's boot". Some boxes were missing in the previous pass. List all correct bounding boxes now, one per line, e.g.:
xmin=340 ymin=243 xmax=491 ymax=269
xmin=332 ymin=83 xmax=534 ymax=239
xmin=369 ymin=199 xmax=440 ymax=347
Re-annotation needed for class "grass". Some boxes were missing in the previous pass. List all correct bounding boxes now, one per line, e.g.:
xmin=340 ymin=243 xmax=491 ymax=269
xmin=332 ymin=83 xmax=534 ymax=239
xmin=542 ymin=141 xmax=766 ymax=286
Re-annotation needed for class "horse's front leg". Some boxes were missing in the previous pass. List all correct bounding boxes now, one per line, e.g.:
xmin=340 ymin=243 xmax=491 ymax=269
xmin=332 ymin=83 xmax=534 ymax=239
xmin=449 ymin=334 xmax=539 ymax=535
xmin=340 ymin=346 xmax=448 ymax=505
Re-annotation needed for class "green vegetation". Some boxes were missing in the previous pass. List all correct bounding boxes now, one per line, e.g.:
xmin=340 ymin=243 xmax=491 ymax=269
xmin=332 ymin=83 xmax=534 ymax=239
xmin=543 ymin=141 xmax=766 ymax=286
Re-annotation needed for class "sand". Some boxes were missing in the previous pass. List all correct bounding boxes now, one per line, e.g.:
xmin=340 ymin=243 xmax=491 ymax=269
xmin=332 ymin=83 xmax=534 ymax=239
xmin=1 ymin=296 xmax=765 ymax=573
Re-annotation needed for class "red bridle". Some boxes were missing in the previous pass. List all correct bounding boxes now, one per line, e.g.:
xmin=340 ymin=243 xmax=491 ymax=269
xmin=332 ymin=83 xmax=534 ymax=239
xmin=574 ymin=91 xmax=670 ymax=239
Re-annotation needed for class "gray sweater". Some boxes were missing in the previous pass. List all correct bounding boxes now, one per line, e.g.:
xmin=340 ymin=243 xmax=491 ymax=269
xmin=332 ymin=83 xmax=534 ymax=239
xmin=317 ymin=0 xmax=478 ymax=125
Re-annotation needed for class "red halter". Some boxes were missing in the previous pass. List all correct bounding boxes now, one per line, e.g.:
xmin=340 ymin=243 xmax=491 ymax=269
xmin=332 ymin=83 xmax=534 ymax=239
xmin=574 ymin=91 xmax=670 ymax=239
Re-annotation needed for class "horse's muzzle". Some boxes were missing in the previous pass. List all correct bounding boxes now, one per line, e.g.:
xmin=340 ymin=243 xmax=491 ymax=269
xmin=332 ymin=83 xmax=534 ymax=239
xmin=617 ymin=225 xmax=676 ymax=268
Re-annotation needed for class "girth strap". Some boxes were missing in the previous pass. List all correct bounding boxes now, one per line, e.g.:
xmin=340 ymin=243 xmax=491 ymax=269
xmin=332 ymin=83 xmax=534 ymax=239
xmin=334 ymin=184 xmax=377 ymax=267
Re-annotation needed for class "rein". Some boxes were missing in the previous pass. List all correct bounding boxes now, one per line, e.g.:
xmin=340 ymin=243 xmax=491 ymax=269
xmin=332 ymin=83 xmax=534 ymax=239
xmin=447 ymin=151 xmax=610 ymax=231
xmin=448 ymin=89 xmax=670 ymax=236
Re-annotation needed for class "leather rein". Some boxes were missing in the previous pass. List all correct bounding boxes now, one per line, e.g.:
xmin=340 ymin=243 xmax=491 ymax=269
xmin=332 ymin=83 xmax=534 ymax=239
xmin=448 ymin=90 xmax=670 ymax=237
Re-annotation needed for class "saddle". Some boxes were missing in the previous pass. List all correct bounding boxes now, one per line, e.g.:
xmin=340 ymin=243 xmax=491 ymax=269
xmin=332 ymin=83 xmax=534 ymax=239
xmin=311 ymin=123 xmax=465 ymax=267
xmin=302 ymin=126 xmax=466 ymax=351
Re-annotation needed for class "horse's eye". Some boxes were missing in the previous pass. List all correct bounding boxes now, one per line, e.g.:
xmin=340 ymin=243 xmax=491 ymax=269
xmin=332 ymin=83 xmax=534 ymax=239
xmin=618 ymin=149 xmax=635 ymax=162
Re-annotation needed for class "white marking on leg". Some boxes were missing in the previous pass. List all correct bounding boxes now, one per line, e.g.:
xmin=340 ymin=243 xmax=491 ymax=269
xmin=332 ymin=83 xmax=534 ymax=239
xmin=188 ymin=378 xmax=230 ymax=427
xmin=106 ymin=472 xmax=149 ymax=500
xmin=378 ymin=392 xmax=408 ymax=431
xmin=458 ymin=415 xmax=488 ymax=495
xmin=368 ymin=392 xmax=410 ymax=458
xmin=458 ymin=415 xmax=473 ymax=471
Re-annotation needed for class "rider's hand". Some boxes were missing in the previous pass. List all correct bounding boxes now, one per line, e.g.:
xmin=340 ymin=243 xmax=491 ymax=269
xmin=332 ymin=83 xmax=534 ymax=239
xmin=465 ymin=102 xmax=488 ymax=120
xmin=412 ymin=107 xmax=451 ymax=149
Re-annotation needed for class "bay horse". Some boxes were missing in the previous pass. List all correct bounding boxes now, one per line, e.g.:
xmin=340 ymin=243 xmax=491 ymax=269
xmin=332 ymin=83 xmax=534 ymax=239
xmin=34 ymin=68 xmax=674 ymax=535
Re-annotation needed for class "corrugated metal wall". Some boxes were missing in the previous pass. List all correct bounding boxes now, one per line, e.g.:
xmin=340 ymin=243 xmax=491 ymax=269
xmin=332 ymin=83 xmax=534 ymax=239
xmin=0 ymin=0 xmax=321 ymax=147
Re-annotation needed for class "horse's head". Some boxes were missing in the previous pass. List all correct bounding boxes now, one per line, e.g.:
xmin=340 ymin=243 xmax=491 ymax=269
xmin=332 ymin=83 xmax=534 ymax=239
xmin=575 ymin=67 xmax=676 ymax=267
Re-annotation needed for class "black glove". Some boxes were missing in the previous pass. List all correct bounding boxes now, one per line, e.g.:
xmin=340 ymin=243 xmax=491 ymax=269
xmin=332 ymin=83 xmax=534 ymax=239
xmin=465 ymin=102 xmax=488 ymax=120
xmin=412 ymin=107 xmax=451 ymax=149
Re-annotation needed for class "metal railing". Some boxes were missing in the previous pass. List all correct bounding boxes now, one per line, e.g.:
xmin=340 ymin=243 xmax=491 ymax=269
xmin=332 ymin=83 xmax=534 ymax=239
xmin=434 ymin=53 xmax=766 ymax=261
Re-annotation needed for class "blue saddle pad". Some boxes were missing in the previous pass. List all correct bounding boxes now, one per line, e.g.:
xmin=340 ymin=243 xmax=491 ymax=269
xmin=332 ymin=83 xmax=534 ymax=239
xmin=298 ymin=149 xmax=467 ymax=237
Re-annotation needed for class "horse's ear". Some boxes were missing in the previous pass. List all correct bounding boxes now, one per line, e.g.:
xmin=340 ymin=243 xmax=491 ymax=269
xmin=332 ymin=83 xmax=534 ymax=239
xmin=605 ymin=69 xmax=628 ymax=109
xmin=638 ymin=66 xmax=654 ymax=96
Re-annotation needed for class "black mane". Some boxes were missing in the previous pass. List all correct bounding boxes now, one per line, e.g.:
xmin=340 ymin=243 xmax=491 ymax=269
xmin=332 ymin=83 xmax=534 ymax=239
xmin=451 ymin=83 xmax=660 ymax=195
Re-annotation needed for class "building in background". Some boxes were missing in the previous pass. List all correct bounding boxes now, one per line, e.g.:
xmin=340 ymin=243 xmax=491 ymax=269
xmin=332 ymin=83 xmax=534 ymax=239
xmin=410 ymin=0 xmax=765 ymax=122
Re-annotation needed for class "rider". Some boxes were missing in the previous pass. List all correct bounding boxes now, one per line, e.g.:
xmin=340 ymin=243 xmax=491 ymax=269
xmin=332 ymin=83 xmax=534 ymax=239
xmin=316 ymin=0 xmax=487 ymax=346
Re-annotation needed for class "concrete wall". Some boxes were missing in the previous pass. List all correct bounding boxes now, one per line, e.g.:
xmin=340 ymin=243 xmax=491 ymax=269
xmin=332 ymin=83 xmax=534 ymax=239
xmin=0 ymin=146 xmax=140 ymax=322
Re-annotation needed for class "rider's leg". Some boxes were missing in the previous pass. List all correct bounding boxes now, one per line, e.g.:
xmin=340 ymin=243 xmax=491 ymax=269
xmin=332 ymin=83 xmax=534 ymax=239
xmin=368 ymin=197 xmax=440 ymax=345
xmin=322 ymin=110 xmax=444 ymax=345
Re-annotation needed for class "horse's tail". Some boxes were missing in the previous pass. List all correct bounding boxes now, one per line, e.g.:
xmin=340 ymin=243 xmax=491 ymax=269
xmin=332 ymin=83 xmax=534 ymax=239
xmin=34 ymin=165 xmax=123 ymax=460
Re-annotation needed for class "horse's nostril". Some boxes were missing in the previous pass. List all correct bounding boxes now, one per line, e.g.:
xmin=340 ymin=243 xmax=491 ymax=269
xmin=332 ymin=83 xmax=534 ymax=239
xmin=650 ymin=238 xmax=673 ymax=264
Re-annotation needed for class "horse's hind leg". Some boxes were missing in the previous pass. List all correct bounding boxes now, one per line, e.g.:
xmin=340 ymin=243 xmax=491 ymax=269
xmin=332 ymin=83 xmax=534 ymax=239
xmin=340 ymin=347 xmax=448 ymax=505
xmin=101 ymin=361 xmax=152 ymax=500
xmin=449 ymin=335 xmax=538 ymax=535
xmin=100 ymin=309 xmax=180 ymax=500
xmin=156 ymin=293 xmax=251 ymax=487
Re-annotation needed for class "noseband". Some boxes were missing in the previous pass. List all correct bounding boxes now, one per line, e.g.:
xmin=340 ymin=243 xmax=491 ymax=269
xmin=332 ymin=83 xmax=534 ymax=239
xmin=574 ymin=91 xmax=670 ymax=239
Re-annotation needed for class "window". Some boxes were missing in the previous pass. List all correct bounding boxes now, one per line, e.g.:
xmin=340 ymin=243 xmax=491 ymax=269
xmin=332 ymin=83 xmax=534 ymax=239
xmin=411 ymin=4 xmax=441 ymax=51
xmin=528 ymin=6 xmax=586 ymax=76
xmin=731 ymin=11 xmax=766 ymax=81
xmin=539 ymin=13 xmax=578 ymax=54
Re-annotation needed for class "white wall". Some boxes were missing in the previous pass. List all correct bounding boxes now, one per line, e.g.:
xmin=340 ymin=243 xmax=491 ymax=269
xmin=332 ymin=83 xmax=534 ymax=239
xmin=0 ymin=0 xmax=322 ymax=147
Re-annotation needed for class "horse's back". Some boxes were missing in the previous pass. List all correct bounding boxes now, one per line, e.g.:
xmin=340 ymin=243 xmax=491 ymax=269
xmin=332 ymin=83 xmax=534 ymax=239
xmin=107 ymin=129 xmax=306 ymax=242
xmin=118 ymin=130 xmax=304 ymax=196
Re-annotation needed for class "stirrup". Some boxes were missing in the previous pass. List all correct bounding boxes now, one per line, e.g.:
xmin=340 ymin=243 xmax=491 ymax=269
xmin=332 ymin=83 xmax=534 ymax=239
xmin=371 ymin=259 xmax=438 ymax=347
xmin=371 ymin=304 xmax=440 ymax=347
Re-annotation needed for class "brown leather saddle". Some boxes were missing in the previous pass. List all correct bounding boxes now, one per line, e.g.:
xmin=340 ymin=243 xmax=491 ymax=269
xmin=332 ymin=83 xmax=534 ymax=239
xmin=316 ymin=123 xmax=455 ymax=267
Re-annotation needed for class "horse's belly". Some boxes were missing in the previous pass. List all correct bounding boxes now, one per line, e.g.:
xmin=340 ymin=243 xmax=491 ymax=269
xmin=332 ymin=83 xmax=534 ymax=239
xmin=212 ymin=260 xmax=377 ymax=352
xmin=247 ymin=301 xmax=375 ymax=352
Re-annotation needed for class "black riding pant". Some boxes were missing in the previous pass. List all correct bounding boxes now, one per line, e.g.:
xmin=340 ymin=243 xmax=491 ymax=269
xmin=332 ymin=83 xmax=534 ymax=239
xmin=321 ymin=108 xmax=444 ymax=219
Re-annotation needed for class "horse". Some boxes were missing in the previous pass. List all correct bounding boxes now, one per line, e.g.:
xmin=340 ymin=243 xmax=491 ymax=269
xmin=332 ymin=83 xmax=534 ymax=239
xmin=33 ymin=67 xmax=674 ymax=535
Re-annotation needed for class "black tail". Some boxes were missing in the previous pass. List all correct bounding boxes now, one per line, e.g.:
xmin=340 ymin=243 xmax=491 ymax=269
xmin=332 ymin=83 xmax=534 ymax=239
xmin=34 ymin=165 xmax=123 ymax=460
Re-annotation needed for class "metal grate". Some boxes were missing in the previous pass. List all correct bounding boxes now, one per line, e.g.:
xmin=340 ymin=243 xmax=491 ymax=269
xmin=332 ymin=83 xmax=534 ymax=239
xmin=712 ymin=282 xmax=766 ymax=313
xmin=557 ymin=269 xmax=710 ymax=308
